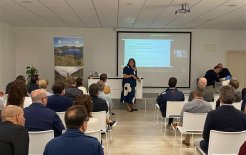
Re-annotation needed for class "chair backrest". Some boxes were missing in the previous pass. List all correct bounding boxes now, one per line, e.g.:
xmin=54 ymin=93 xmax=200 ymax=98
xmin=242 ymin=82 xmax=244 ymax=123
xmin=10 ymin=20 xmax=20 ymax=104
xmin=182 ymin=112 xmax=207 ymax=132
xmin=24 ymin=97 xmax=32 ymax=108
xmin=92 ymin=111 xmax=107 ymax=132
xmin=28 ymin=130 xmax=54 ymax=155
xmin=184 ymin=94 xmax=189 ymax=101
xmin=85 ymin=130 xmax=101 ymax=143
xmin=166 ymin=101 xmax=185 ymax=117
xmin=56 ymin=112 xmax=66 ymax=128
xmin=214 ymin=94 xmax=220 ymax=102
xmin=208 ymin=130 xmax=246 ymax=155
xmin=232 ymin=102 xmax=242 ymax=110
xmin=78 ymin=86 xmax=88 ymax=94
xmin=209 ymin=102 xmax=217 ymax=110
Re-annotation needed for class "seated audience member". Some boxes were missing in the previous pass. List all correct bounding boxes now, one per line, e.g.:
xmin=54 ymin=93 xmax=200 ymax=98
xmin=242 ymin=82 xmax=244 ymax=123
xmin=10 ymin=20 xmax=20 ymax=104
xmin=216 ymin=79 xmax=242 ymax=108
xmin=0 ymin=105 xmax=29 ymax=155
xmin=188 ymin=77 xmax=214 ymax=102
xmin=24 ymin=89 xmax=65 ymax=137
xmin=177 ymin=85 xmax=212 ymax=147
xmin=100 ymin=73 xmax=111 ymax=94
xmin=76 ymin=77 xmax=88 ymax=94
xmin=47 ymin=82 xmax=73 ymax=112
xmin=199 ymin=85 xmax=246 ymax=154
xmin=217 ymin=63 xmax=231 ymax=79
xmin=39 ymin=79 xmax=52 ymax=96
xmin=65 ymin=76 xmax=83 ymax=100
xmin=74 ymin=95 xmax=100 ymax=132
xmin=28 ymin=74 xmax=40 ymax=94
xmin=241 ymin=88 xmax=246 ymax=113
xmin=5 ymin=75 xmax=26 ymax=94
xmin=7 ymin=80 xmax=28 ymax=108
xmin=156 ymin=77 xmax=184 ymax=125
xmin=89 ymin=83 xmax=116 ymax=126
xmin=0 ymin=90 xmax=4 ymax=110
xmin=43 ymin=105 xmax=104 ymax=155
xmin=97 ymin=80 xmax=114 ymax=115
xmin=204 ymin=66 xmax=221 ymax=87
xmin=239 ymin=141 xmax=246 ymax=155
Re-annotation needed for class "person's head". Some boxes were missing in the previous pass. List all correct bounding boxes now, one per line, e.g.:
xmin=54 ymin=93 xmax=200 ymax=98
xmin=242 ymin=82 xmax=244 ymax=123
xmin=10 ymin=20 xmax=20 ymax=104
xmin=198 ymin=77 xmax=207 ymax=87
xmin=228 ymin=79 xmax=239 ymax=90
xmin=242 ymin=88 xmax=246 ymax=99
xmin=74 ymin=95 xmax=93 ymax=117
xmin=7 ymin=80 xmax=27 ymax=108
xmin=97 ymin=80 xmax=105 ymax=91
xmin=76 ymin=77 xmax=83 ymax=87
xmin=52 ymin=82 xmax=65 ymax=95
xmin=193 ymin=85 xmax=205 ymax=98
xmin=39 ymin=79 xmax=49 ymax=89
xmin=30 ymin=75 xmax=39 ymax=84
xmin=67 ymin=76 xmax=76 ymax=86
xmin=16 ymin=75 xmax=26 ymax=84
xmin=219 ymin=85 xmax=235 ymax=104
xmin=89 ymin=83 xmax=99 ymax=97
xmin=65 ymin=105 xmax=88 ymax=132
xmin=168 ymin=77 xmax=177 ymax=88
xmin=127 ymin=58 xmax=136 ymax=68
xmin=31 ymin=89 xmax=48 ymax=106
xmin=213 ymin=66 xmax=221 ymax=74
xmin=217 ymin=63 xmax=223 ymax=69
xmin=99 ymin=74 xmax=108 ymax=82
xmin=1 ymin=105 xmax=25 ymax=126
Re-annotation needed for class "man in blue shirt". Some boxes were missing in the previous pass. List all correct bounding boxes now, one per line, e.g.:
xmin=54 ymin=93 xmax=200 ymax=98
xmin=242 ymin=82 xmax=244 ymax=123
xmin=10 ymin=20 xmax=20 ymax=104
xmin=43 ymin=105 xmax=104 ymax=155
xmin=156 ymin=77 xmax=184 ymax=125
xmin=47 ymin=82 xmax=73 ymax=112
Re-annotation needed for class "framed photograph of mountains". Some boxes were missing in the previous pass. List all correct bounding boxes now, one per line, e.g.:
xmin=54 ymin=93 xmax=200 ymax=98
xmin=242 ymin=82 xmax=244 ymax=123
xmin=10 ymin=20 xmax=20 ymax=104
xmin=54 ymin=37 xmax=83 ymax=82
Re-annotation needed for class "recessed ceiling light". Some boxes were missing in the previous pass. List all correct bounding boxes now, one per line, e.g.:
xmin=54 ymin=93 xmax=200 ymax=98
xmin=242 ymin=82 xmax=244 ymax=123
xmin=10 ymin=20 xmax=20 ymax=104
xmin=228 ymin=4 xmax=237 ymax=7
xmin=21 ymin=0 xmax=32 ymax=3
xmin=127 ymin=2 xmax=135 ymax=5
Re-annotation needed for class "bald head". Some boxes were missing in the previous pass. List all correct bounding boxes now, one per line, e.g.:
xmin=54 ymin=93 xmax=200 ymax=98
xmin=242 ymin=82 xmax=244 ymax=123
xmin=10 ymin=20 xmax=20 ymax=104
xmin=31 ymin=89 xmax=48 ymax=105
xmin=198 ymin=77 xmax=207 ymax=87
xmin=1 ymin=105 xmax=25 ymax=126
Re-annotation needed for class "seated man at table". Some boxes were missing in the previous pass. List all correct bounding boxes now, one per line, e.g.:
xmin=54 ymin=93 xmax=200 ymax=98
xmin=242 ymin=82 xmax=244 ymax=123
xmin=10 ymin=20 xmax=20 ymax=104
xmin=199 ymin=85 xmax=246 ymax=154
xmin=217 ymin=63 xmax=231 ymax=79
xmin=204 ymin=66 xmax=221 ymax=87
xmin=43 ymin=105 xmax=104 ymax=155
xmin=156 ymin=77 xmax=184 ymax=125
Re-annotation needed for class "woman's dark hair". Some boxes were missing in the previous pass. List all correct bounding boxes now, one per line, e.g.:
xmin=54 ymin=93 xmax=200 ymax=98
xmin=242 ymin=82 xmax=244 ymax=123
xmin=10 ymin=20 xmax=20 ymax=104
xmin=127 ymin=58 xmax=136 ymax=68
xmin=30 ymin=75 xmax=39 ymax=84
xmin=65 ymin=105 xmax=88 ymax=129
xmin=89 ymin=83 xmax=99 ymax=97
xmin=76 ymin=77 xmax=83 ymax=87
xmin=7 ymin=81 xmax=27 ymax=108
xmin=99 ymin=74 xmax=107 ymax=82
xmin=74 ymin=95 xmax=93 ymax=117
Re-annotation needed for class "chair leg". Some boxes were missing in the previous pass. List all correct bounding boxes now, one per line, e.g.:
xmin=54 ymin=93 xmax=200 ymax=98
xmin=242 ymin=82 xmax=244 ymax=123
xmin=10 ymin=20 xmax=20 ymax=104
xmin=164 ymin=118 xmax=167 ymax=136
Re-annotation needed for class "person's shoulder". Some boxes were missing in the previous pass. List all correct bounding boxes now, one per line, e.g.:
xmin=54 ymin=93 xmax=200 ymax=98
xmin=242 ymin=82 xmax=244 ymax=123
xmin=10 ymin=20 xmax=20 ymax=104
xmin=84 ymin=134 xmax=101 ymax=144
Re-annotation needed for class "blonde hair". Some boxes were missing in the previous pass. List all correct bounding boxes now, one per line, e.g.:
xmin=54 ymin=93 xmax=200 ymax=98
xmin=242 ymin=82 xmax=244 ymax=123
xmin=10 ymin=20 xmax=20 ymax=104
xmin=39 ymin=79 xmax=49 ymax=89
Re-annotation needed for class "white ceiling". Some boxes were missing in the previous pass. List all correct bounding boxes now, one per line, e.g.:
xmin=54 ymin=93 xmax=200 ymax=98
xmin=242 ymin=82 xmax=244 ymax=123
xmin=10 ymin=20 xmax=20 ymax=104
xmin=0 ymin=0 xmax=245 ymax=29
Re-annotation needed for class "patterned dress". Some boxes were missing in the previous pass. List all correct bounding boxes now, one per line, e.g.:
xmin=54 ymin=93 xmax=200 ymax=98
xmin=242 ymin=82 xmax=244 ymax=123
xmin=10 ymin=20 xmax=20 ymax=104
xmin=120 ymin=66 xmax=137 ymax=104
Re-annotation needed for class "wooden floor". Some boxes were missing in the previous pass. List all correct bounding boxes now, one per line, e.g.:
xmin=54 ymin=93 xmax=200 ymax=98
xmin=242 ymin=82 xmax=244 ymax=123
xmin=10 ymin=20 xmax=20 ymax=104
xmin=103 ymin=109 xmax=202 ymax=155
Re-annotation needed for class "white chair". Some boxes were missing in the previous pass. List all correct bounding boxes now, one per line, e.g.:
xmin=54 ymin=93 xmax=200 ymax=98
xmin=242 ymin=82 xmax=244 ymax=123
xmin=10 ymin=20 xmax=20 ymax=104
xmin=209 ymin=102 xmax=217 ymax=110
xmin=24 ymin=96 xmax=32 ymax=108
xmin=154 ymin=104 xmax=161 ymax=125
xmin=174 ymin=112 xmax=207 ymax=149
xmin=195 ymin=130 xmax=246 ymax=155
xmin=233 ymin=102 xmax=242 ymax=110
xmin=92 ymin=111 xmax=111 ymax=141
xmin=56 ymin=112 xmax=66 ymax=129
xmin=28 ymin=130 xmax=54 ymax=155
xmin=85 ymin=130 xmax=102 ymax=143
xmin=161 ymin=101 xmax=185 ymax=134
xmin=214 ymin=94 xmax=219 ymax=102
xmin=184 ymin=94 xmax=189 ymax=102
xmin=78 ymin=86 xmax=88 ymax=94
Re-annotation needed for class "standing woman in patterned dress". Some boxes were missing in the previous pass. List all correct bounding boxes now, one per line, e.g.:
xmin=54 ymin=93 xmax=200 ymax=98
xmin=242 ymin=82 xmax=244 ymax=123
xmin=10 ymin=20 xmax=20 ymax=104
xmin=121 ymin=58 xmax=141 ymax=112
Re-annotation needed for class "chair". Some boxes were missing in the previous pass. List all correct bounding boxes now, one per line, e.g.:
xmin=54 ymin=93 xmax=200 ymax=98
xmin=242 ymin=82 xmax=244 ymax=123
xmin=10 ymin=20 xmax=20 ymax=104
xmin=28 ymin=130 xmax=54 ymax=155
xmin=78 ymin=86 xmax=88 ymax=94
xmin=85 ymin=130 xmax=102 ymax=143
xmin=92 ymin=111 xmax=111 ymax=141
xmin=209 ymin=102 xmax=217 ymax=110
xmin=24 ymin=96 xmax=32 ymax=108
xmin=154 ymin=103 xmax=161 ymax=125
xmin=174 ymin=112 xmax=207 ymax=150
xmin=56 ymin=112 xmax=66 ymax=128
xmin=233 ymin=102 xmax=242 ymax=110
xmin=195 ymin=130 xmax=246 ymax=155
xmin=161 ymin=101 xmax=185 ymax=134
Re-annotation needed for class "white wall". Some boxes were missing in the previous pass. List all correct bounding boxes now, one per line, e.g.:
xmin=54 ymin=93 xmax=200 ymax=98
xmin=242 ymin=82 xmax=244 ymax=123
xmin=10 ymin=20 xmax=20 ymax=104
xmin=14 ymin=27 xmax=246 ymax=93
xmin=0 ymin=21 xmax=15 ymax=91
